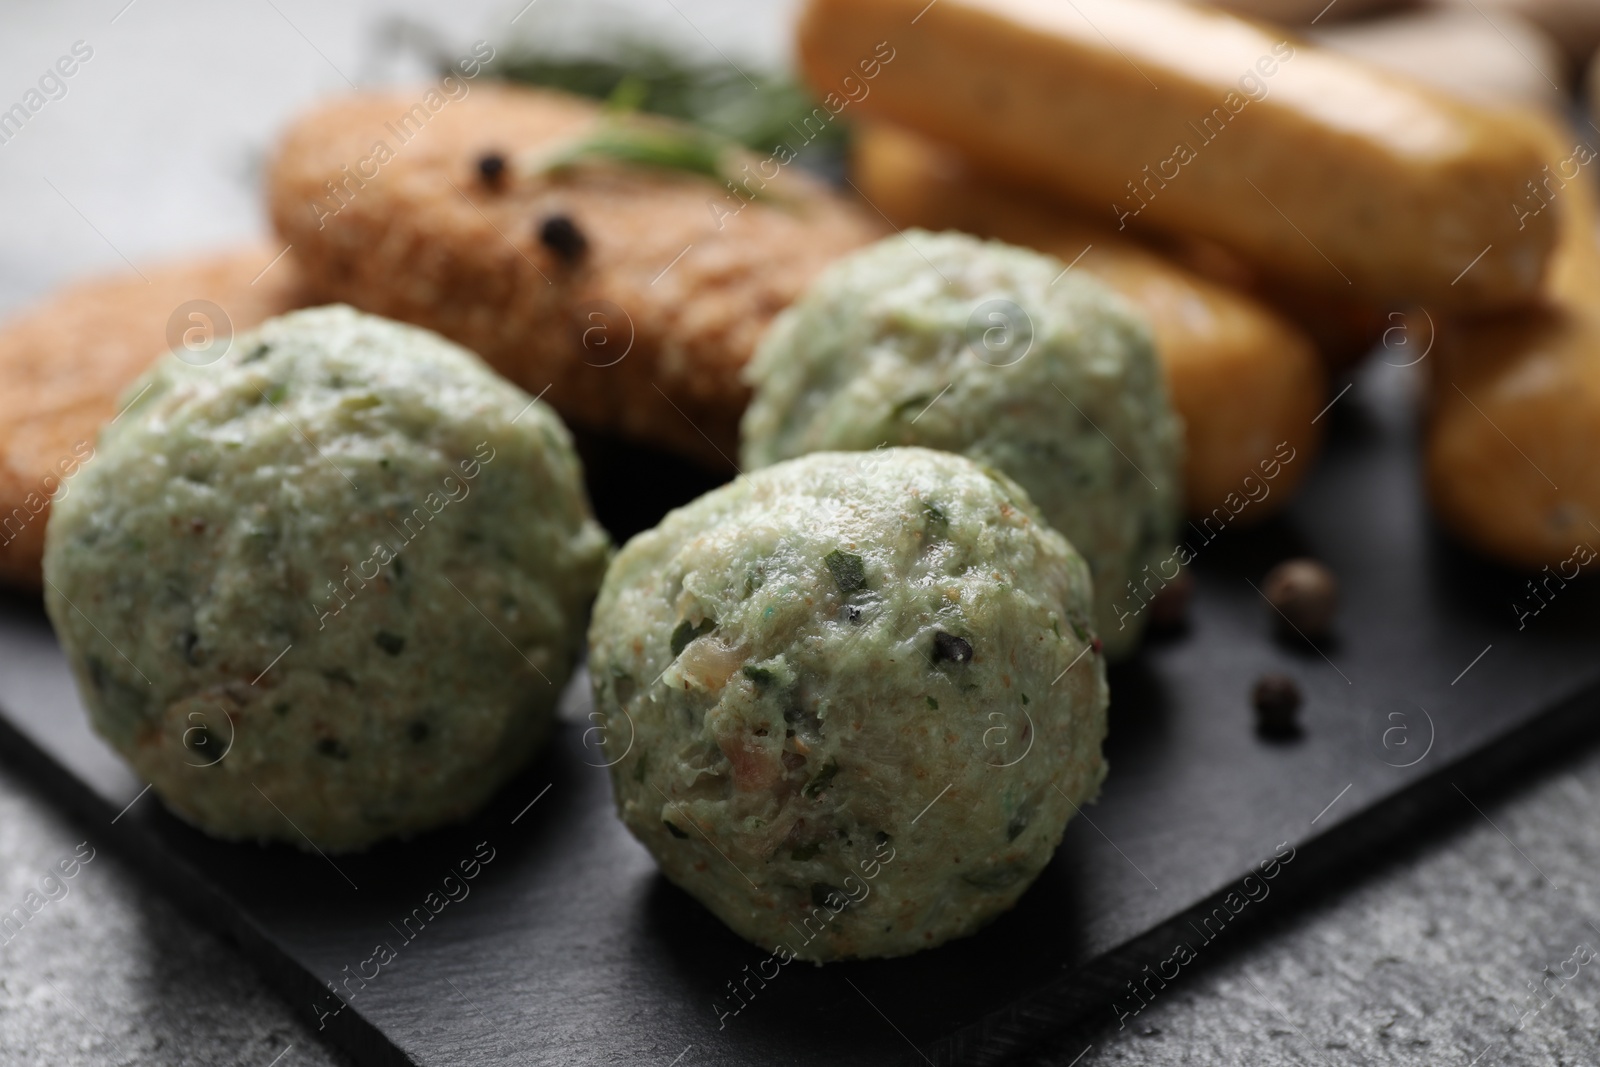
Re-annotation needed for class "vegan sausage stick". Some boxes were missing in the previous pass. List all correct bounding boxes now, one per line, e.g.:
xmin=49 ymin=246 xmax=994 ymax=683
xmin=797 ymin=0 xmax=1560 ymax=311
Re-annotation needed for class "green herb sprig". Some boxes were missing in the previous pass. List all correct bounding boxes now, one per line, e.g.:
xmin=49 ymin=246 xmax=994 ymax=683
xmin=493 ymin=42 xmax=850 ymax=159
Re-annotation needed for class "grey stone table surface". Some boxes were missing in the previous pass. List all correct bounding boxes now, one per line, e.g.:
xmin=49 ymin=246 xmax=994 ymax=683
xmin=3 ymin=2 xmax=1600 ymax=1065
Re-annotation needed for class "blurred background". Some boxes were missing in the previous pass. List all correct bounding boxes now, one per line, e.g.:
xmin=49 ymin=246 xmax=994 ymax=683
xmin=5 ymin=0 xmax=1598 ymax=317
xmin=0 ymin=0 xmax=796 ymax=312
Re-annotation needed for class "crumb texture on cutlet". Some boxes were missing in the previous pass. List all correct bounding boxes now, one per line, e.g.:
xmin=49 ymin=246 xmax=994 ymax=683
xmin=0 ymin=245 xmax=307 ymax=587
xmin=268 ymin=85 xmax=884 ymax=468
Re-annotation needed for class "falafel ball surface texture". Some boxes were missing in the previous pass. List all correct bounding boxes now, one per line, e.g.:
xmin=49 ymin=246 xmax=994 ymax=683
xmin=589 ymin=447 xmax=1108 ymax=960
xmin=741 ymin=230 xmax=1183 ymax=658
xmin=43 ymin=305 xmax=611 ymax=851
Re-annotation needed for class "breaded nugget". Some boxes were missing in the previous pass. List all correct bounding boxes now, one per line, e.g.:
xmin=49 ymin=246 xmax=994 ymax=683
xmin=0 ymin=245 xmax=305 ymax=588
xmin=267 ymin=85 xmax=883 ymax=468
xmin=852 ymin=123 xmax=1324 ymax=521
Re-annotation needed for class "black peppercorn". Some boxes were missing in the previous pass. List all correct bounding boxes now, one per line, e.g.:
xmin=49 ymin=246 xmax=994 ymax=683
xmin=538 ymin=213 xmax=588 ymax=264
xmin=1262 ymin=558 xmax=1338 ymax=639
xmin=1252 ymin=673 xmax=1302 ymax=738
xmin=476 ymin=151 xmax=507 ymax=189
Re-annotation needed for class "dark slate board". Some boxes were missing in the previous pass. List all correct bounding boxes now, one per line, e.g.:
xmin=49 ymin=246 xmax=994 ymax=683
xmin=3 ymin=356 xmax=1599 ymax=1067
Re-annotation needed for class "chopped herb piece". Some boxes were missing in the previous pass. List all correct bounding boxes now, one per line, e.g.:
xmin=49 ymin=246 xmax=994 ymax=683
xmin=810 ymin=883 xmax=848 ymax=909
xmin=670 ymin=616 xmax=716 ymax=655
xmin=1071 ymin=620 xmax=1090 ymax=643
xmin=183 ymin=725 xmax=214 ymax=756
xmin=317 ymin=738 xmax=351 ymax=760
xmin=742 ymin=664 xmax=778 ymax=688
xmin=790 ymin=842 xmax=822 ymax=861
xmin=537 ymin=213 xmax=588 ymax=263
xmin=262 ymin=383 xmax=288 ymax=405
xmin=926 ymin=696 xmax=939 ymax=710
xmin=669 ymin=620 xmax=694 ymax=655
xmin=1020 ymin=693 xmax=1029 ymax=705
xmin=890 ymin=393 xmax=931 ymax=419
xmin=663 ymin=820 xmax=689 ymax=839
xmin=824 ymin=549 xmax=867 ymax=593
xmin=491 ymin=41 xmax=850 ymax=157
xmin=962 ymin=865 xmax=1025 ymax=890
xmin=605 ymin=74 xmax=650 ymax=113
xmin=322 ymin=667 xmax=357 ymax=688
xmin=923 ymin=501 xmax=949 ymax=533
xmin=242 ymin=343 xmax=271 ymax=363
xmin=538 ymin=121 xmax=732 ymax=184
xmin=374 ymin=631 xmax=406 ymax=656
xmin=86 ymin=655 xmax=110 ymax=693
xmin=1006 ymin=809 xmax=1030 ymax=842
xmin=179 ymin=630 xmax=201 ymax=666
xmin=803 ymin=757 xmax=839 ymax=797
xmin=932 ymin=631 xmax=974 ymax=665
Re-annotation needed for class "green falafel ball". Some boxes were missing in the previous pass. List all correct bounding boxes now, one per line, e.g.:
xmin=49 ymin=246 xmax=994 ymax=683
xmin=590 ymin=447 xmax=1107 ymax=960
xmin=741 ymin=230 xmax=1183 ymax=658
xmin=43 ymin=306 xmax=610 ymax=851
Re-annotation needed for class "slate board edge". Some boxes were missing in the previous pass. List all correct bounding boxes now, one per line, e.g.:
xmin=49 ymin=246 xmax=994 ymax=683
xmin=0 ymin=708 xmax=419 ymax=1067
xmin=2 ymin=656 xmax=1596 ymax=1067
xmin=933 ymin=674 xmax=1600 ymax=1067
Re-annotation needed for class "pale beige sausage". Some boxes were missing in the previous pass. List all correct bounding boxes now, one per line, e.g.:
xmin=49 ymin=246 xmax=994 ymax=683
xmin=797 ymin=0 xmax=1561 ymax=311
xmin=1426 ymin=127 xmax=1600 ymax=568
